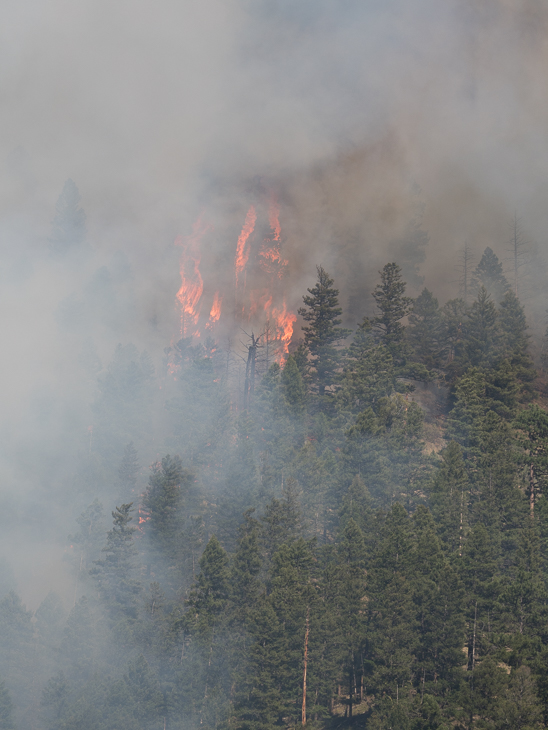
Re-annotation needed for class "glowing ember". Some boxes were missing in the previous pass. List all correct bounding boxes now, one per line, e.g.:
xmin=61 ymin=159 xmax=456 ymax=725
xmin=235 ymin=205 xmax=257 ymax=285
xmin=175 ymin=215 xmax=212 ymax=336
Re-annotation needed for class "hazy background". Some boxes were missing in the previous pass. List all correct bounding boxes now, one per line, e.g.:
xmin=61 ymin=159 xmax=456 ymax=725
xmin=1 ymin=0 xmax=548 ymax=606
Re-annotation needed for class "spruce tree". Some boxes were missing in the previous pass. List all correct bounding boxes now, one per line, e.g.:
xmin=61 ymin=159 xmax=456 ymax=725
xmin=91 ymin=503 xmax=141 ymax=621
xmin=280 ymin=355 xmax=306 ymax=417
xmin=407 ymin=288 xmax=444 ymax=369
xmin=142 ymin=454 xmax=187 ymax=565
xmin=462 ymin=286 xmax=500 ymax=368
xmin=298 ymin=266 xmax=350 ymax=397
xmin=471 ymin=246 xmax=510 ymax=302
xmin=371 ymin=262 xmax=412 ymax=366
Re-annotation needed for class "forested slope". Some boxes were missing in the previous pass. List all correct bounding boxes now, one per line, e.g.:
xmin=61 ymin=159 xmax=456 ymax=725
xmin=3 ymin=252 xmax=548 ymax=730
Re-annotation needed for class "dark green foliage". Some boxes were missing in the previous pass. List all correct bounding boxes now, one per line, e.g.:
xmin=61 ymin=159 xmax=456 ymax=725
xmin=462 ymin=286 xmax=500 ymax=369
xmin=280 ymin=355 xmax=306 ymax=416
xmin=408 ymin=288 xmax=445 ymax=369
xmin=10 ymin=263 xmax=548 ymax=730
xmin=339 ymin=316 xmax=394 ymax=413
xmin=372 ymin=262 xmax=412 ymax=365
xmin=298 ymin=265 xmax=351 ymax=397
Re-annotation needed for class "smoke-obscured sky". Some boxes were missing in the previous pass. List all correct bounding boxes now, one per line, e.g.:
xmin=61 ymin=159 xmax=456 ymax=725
xmin=1 ymin=0 xmax=548 ymax=604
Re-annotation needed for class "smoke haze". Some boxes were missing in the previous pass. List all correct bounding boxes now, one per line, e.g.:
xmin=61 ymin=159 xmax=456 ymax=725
xmin=1 ymin=0 xmax=548 ymax=606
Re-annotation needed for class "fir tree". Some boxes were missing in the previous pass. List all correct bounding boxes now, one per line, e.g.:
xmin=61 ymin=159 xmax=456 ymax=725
xmin=280 ymin=355 xmax=306 ymax=417
xmin=471 ymin=246 xmax=510 ymax=303
xmin=371 ymin=262 xmax=412 ymax=366
xmin=91 ymin=503 xmax=141 ymax=621
xmin=298 ymin=266 xmax=350 ymax=397
xmin=407 ymin=288 xmax=444 ymax=369
xmin=142 ymin=454 xmax=187 ymax=565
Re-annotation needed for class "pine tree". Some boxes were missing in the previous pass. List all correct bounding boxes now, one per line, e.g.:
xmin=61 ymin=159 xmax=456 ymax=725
xmin=428 ymin=441 xmax=469 ymax=556
xmin=187 ymin=535 xmax=230 ymax=635
xmin=471 ymin=246 xmax=510 ymax=303
xmin=498 ymin=290 xmax=536 ymax=401
xmin=338 ymin=316 xmax=394 ymax=413
xmin=462 ymin=286 xmax=500 ymax=368
xmin=368 ymin=504 xmax=417 ymax=698
xmin=334 ymin=519 xmax=368 ymax=719
xmin=298 ymin=266 xmax=350 ymax=397
xmin=514 ymin=405 xmax=548 ymax=515
xmin=371 ymin=262 xmax=412 ymax=366
xmin=407 ymin=288 xmax=444 ymax=369
xmin=91 ymin=503 xmax=141 ymax=621
xmin=280 ymin=355 xmax=306 ymax=417
xmin=142 ymin=454 xmax=187 ymax=564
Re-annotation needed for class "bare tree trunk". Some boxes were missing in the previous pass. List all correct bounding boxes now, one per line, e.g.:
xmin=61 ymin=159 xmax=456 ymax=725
xmin=302 ymin=606 xmax=310 ymax=726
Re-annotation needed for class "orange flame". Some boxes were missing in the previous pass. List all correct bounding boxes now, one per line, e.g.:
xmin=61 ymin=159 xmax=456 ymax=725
xmin=272 ymin=300 xmax=297 ymax=363
xmin=235 ymin=206 xmax=257 ymax=285
xmin=175 ymin=215 xmax=212 ymax=336
xmin=259 ymin=196 xmax=287 ymax=277
xmin=206 ymin=291 xmax=222 ymax=328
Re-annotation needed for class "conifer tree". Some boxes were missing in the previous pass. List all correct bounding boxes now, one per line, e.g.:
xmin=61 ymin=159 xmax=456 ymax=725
xmin=280 ymin=355 xmax=306 ymax=417
xmin=338 ymin=316 xmax=394 ymax=413
xmin=334 ymin=519 xmax=368 ymax=718
xmin=462 ymin=286 xmax=500 ymax=368
xmin=371 ymin=262 xmax=412 ymax=366
xmin=429 ymin=441 xmax=469 ymax=556
xmin=92 ymin=503 xmax=141 ymax=621
xmin=298 ymin=266 xmax=350 ymax=397
xmin=471 ymin=246 xmax=510 ymax=302
xmin=142 ymin=454 xmax=187 ymax=566
xmin=498 ymin=290 xmax=536 ymax=400
xmin=407 ymin=288 xmax=444 ymax=369
xmin=187 ymin=535 xmax=230 ymax=635
xmin=368 ymin=504 xmax=417 ymax=698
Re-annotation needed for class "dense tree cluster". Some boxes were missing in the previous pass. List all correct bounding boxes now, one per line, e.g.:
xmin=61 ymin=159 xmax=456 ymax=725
xmin=4 ymin=244 xmax=548 ymax=730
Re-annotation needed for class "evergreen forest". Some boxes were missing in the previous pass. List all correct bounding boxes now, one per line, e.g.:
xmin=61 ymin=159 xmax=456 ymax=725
xmin=4 ymin=235 xmax=548 ymax=730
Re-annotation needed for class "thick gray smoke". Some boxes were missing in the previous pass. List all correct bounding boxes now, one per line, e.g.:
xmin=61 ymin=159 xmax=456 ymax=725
xmin=1 ymin=0 xmax=548 ymax=606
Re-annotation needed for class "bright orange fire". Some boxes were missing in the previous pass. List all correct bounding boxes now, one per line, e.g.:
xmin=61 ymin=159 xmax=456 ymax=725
xmin=272 ymin=300 xmax=297 ymax=362
xmin=235 ymin=206 xmax=257 ymax=285
xmin=259 ymin=196 xmax=287 ymax=276
xmin=206 ymin=291 xmax=222 ymax=328
xmin=175 ymin=215 xmax=212 ymax=336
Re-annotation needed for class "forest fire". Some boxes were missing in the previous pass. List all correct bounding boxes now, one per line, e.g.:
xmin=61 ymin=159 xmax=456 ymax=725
xmin=175 ymin=215 xmax=212 ymax=336
xmin=172 ymin=195 xmax=297 ymax=366
xmin=234 ymin=205 xmax=257 ymax=286
xmin=272 ymin=301 xmax=297 ymax=359
xmin=206 ymin=291 xmax=222 ymax=328
xmin=259 ymin=196 xmax=288 ymax=277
